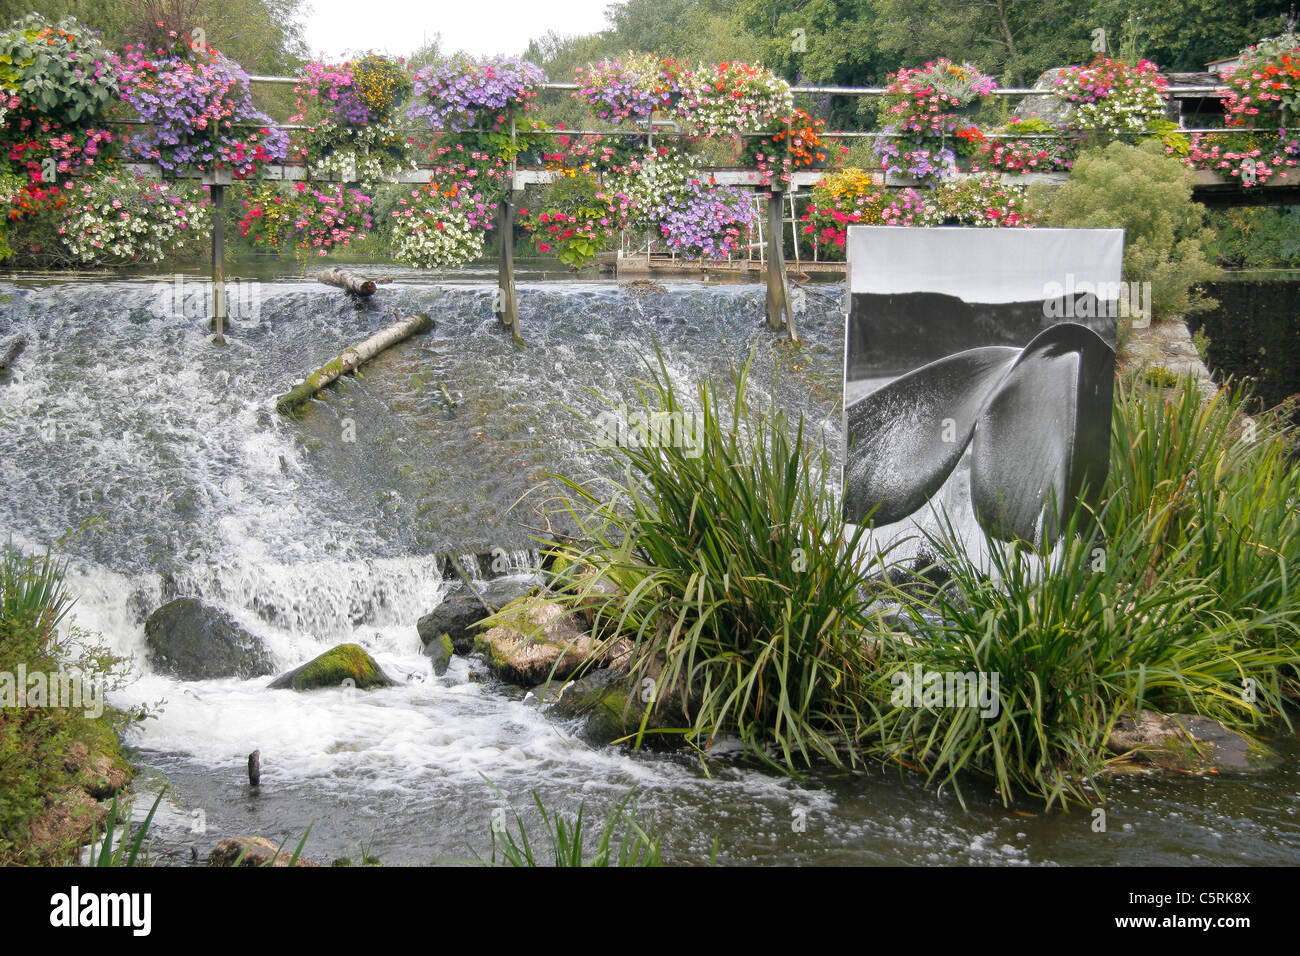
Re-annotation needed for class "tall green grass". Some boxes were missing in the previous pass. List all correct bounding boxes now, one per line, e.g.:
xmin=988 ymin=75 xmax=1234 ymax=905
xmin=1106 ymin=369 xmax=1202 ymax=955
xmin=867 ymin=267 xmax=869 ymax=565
xmin=864 ymin=374 xmax=1300 ymax=806
xmin=543 ymin=358 xmax=1300 ymax=807
xmin=545 ymin=348 xmax=883 ymax=770
xmin=483 ymin=788 xmax=661 ymax=867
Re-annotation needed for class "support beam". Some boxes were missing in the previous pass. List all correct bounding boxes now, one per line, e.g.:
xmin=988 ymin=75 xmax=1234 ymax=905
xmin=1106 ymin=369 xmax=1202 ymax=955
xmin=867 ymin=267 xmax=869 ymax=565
xmin=496 ymin=191 xmax=523 ymax=347
xmin=210 ymin=182 xmax=227 ymax=344
xmin=765 ymin=190 xmax=798 ymax=341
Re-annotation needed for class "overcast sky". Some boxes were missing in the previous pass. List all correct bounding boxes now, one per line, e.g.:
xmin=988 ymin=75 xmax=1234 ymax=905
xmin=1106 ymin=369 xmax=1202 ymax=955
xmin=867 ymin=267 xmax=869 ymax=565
xmin=300 ymin=0 xmax=615 ymax=60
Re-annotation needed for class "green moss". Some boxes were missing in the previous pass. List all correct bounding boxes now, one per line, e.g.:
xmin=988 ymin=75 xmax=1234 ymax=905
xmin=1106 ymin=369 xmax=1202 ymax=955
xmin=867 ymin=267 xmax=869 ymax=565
xmin=268 ymin=643 xmax=395 ymax=691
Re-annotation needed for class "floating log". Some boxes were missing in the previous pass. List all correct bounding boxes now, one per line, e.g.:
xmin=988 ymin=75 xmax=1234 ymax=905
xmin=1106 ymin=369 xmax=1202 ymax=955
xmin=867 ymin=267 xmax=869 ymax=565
xmin=0 ymin=334 xmax=27 ymax=372
xmin=276 ymin=311 xmax=434 ymax=415
xmin=316 ymin=267 xmax=381 ymax=297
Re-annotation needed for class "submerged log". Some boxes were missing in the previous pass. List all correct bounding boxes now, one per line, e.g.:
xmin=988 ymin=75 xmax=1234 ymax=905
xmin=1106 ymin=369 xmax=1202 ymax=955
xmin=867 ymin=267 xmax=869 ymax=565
xmin=0 ymin=334 xmax=27 ymax=373
xmin=276 ymin=311 xmax=433 ymax=415
xmin=316 ymin=267 xmax=383 ymax=297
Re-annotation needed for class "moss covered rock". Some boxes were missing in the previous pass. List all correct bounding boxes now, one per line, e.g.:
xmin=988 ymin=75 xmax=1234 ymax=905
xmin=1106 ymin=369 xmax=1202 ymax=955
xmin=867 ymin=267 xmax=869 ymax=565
xmin=267 ymin=643 xmax=395 ymax=691
xmin=425 ymin=632 xmax=454 ymax=677
xmin=1107 ymin=711 xmax=1277 ymax=773
xmin=547 ymin=668 xmax=687 ymax=747
xmin=473 ymin=596 xmax=595 ymax=686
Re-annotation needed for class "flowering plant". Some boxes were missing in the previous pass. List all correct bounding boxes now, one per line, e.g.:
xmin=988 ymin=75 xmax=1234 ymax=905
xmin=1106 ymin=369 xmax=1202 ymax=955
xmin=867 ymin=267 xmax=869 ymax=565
xmin=874 ymin=60 xmax=997 ymax=184
xmin=931 ymin=175 xmax=1031 ymax=226
xmin=389 ymin=169 xmax=492 ymax=268
xmin=1185 ymin=128 xmax=1299 ymax=185
xmin=518 ymin=171 xmax=617 ymax=268
xmin=113 ymin=41 xmax=289 ymax=176
xmin=294 ymin=54 xmax=410 ymax=127
xmin=1218 ymin=34 xmax=1300 ymax=125
xmin=655 ymin=176 xmax=755 ymax=258
xmin=800 ymin=168 xmax=938 ymax=257
xmin=58 ymin=172 xmax=209 ymax=263
xmin=603 ymin=146 xmax=696 ymax=227
xmin=0 ymin=14 xmax=118 ymax=130
xmin=406 ymin=56 xmax=546 ymax=132
xmin=239 ymin=181 xmax=371 ymax=260
xmin=676 ymin=61 xmax=792 ymax=135
xmin=1053 ymin=58 xmax=1169 ymax=138
xmin=878 ymin=60 xmax=997 ymax=131
xmin=971 ymin=117 xmax=1075 ymax=173
xmin=745 ymin=108 xmax=840 ymax=187
xmin=573 ymin=53 xmax=683 ymax=122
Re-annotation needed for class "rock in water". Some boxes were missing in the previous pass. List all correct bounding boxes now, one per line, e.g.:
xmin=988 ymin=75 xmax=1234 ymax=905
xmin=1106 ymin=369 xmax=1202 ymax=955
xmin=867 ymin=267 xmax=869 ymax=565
xmin=417 ymin=579 xmax=535 ymax=654
xmin=473 ymin=596 xmax=594 ymax=686
xmin=267 ymin=643 xmax=395 ymax=691
xmin=208 ymin=836 xmax=319 ymax=867
xmin=144 ymin=598 xmax=275 ymax=681
xmin=424 ymin=633 xmax=454 ymax=676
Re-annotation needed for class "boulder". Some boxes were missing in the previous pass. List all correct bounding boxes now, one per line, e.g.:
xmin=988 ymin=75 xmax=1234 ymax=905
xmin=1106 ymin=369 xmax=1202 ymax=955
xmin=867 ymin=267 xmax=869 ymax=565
xmin=144 ymin=598 xmax=274 ymax=681
xmin=547 ymin=668 xmax=687 ymax=747
xmin=417 ymin=578 xmax=535 ymax=655
xmin=1106 ymin=711 xmax=1277 ymax=773
xmin=1011 ymin=68 xmax=1076 ymax=127
xmin=267 ymin=643 xmax=395 ymax=691
xmin=424 ymin=632 xmax=454 ymax=677
xmin=208 ymin=836 xmax=319 ymax=867
xmin=473 ymin=596 xmax=596 ymax=686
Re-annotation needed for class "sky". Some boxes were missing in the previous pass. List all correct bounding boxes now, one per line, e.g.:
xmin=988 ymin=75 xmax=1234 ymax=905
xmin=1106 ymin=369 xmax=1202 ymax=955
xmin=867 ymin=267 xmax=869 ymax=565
xmin=300 ymin=0 xmax=615 ymax=60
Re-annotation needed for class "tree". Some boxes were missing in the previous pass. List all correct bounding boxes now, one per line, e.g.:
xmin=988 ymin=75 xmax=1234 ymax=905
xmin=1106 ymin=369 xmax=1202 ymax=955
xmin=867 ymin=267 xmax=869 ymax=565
xmin=871 ymin=0 xmax=1093 ymax=85
xmin=1085 ymin=0 xmax=1294 ymax=71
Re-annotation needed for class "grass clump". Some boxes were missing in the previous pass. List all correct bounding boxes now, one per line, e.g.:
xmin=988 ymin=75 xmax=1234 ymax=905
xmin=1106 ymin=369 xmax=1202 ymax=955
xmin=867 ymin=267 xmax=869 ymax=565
xmin=542 ymin=354 xmax=1300 ymax=807
xmin=862 ymin=374 xmax=1300 ymax=806
xmin=544 ymin=348 xmax=882 ymax=770
xmin=482 ymin=786 xmax=661 ymax=867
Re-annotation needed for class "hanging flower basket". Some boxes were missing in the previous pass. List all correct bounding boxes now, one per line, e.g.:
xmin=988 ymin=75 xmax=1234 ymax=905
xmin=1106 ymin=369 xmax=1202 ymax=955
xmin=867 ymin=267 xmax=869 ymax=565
xmin=406 ymin=56 xmax=546 ymax=133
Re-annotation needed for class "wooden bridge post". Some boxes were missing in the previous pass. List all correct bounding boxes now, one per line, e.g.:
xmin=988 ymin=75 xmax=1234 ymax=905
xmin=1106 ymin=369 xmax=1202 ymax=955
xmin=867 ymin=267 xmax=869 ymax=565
xmin=495 ymin=108 xmax=524 ymax=347
xmin=204 ymin=168 xmax=233 ymax=344
xmin=765 ymin=189 xmax=798 ymax=341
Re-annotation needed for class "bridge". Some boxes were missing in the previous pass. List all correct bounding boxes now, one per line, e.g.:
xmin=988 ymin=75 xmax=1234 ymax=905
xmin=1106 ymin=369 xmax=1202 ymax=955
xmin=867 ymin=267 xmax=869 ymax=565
xmin=108 ymin=76 xmax=1295 ymax=343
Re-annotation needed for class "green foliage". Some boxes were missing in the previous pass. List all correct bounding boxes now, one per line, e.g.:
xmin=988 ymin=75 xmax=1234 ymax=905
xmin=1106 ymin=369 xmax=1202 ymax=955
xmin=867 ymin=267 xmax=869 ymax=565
xmin=1028 ymin=139 xmax=1220 ymax=319
xmin=1086 ymin=0 xmax=1293 ymax=73
xmin=0 ymin=540 xmax=145 ymax=865
xmin=544 ymin=347 xmax=880 ymax=770
xmin=91 ymin=788 xmax=164 ymax=866
xmin=483 ymin=786 xmax=661 ymax=867
xmin=1205 ymin=205 xmax=1300 ymax=269
xmin=0 ymin=13 xmax=117 ymax=128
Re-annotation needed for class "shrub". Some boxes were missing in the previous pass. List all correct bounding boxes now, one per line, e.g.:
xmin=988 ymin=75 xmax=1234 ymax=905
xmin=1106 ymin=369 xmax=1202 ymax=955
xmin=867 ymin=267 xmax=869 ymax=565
xmin=1028 ymin=139 xmax=1220 ymax=320
xmin=0 ymin=14 xmax=118 ymax=129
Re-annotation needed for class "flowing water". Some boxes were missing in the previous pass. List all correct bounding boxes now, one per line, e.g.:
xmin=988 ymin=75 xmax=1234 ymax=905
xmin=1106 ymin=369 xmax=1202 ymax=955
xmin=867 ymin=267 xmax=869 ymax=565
xmin=2 ymin=265 xmax=1297 ymax=866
